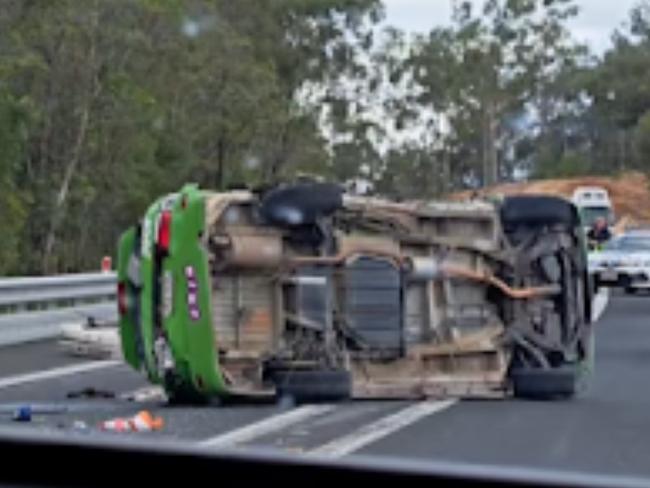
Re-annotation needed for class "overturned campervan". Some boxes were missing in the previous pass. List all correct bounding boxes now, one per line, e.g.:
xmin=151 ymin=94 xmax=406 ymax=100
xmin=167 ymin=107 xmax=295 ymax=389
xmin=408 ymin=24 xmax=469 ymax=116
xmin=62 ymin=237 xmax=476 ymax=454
xmin=117 ymin=182 xmax=593 ymax=402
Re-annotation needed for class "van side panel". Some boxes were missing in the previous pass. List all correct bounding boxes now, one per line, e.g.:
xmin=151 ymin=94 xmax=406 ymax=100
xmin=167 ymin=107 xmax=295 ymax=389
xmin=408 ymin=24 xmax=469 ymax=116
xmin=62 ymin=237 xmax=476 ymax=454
xmin=164 ymin=186 xmax=227 ymax=395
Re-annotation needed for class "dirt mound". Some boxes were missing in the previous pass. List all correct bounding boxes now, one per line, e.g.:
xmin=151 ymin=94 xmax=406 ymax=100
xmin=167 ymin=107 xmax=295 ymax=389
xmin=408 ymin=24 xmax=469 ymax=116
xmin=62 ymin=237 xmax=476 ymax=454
xmin=453 ymin=172 xmax=650 ymax=225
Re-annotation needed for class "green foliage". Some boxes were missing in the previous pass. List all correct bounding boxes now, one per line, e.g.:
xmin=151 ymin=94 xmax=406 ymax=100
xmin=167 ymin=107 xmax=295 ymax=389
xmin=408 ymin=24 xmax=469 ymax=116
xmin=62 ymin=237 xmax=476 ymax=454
xmin=0 ymin=90 xmax=29 ymax=274
xmin=4 ymin=0 xmax=650 ymax=273
xmin=397 ymin=0 xmax=583 ymax=190
xmin=533 ymin=0 xmax=650 ymax=177
xmin=0 ymin=0 xmax=382 ymax=274
xmin=535 ymin=151 xmax=591 ymax=179
xmin=634 ymin=110 xmax=650 ymax=162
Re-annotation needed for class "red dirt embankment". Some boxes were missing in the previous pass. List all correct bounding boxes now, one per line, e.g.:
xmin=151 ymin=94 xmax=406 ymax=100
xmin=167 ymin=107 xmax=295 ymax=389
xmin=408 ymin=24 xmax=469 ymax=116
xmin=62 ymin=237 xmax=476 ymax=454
xmin=452 ymin=172 xmax=650 ymax=226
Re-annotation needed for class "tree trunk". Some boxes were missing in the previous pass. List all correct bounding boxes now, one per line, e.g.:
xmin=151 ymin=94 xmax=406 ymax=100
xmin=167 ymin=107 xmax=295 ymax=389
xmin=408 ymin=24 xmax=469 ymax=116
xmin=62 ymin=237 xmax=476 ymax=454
xmin=441 ymin=145 xmax=451 ymax=196
xmin=215 ymin=137 xmax=226 ymax=190
xmin=486 ymin=102 xmax=499 ymax=186
xmin=618 ymin=128 xmax=627 ymax=171
xmin=41 ymin=4 xmax=100 ymax=273
xmin=481 ymin=110 xmax=489 ymax=187
xmin=267 ymin=123 xmax=290 ymax=184
xmin=42 ymin=99 xmax=92 ymax=273
xmin=481 ymin=103 xmax=499 ymax=187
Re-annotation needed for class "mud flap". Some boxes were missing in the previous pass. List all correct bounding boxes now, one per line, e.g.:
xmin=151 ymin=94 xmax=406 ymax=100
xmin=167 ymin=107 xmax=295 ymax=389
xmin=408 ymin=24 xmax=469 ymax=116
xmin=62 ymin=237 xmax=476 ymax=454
xmin=273 ymin=370 xmax=351 ymax=403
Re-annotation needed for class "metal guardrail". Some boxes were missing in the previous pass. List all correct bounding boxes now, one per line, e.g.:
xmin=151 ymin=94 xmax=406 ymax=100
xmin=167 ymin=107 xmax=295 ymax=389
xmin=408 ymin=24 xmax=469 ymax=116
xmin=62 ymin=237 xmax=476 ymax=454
xmin=0 ymin=273 xmax=117 ymax=310
xmin=0 ymin=273 xmax=117 ymax=347
xmin=0 ymin=303 xmax=117 ymax=347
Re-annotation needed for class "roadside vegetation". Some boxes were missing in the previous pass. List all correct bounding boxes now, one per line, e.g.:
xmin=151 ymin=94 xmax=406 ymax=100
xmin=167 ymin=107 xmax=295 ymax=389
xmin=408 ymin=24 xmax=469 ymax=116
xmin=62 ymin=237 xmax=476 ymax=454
xmin=2 ymin=0 xmax=650 ymax=274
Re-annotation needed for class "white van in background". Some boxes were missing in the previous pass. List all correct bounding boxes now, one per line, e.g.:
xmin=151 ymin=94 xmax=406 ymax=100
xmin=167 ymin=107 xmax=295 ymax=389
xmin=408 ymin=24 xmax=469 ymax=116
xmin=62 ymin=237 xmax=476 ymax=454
xmin=571 ymin=186 xmax=615 ymax=231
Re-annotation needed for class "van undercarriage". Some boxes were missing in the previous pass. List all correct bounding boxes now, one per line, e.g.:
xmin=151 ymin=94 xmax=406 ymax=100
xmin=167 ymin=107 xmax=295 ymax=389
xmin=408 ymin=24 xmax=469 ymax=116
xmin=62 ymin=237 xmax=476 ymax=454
xmin=117 ymin=183 xmax=593 ymax=402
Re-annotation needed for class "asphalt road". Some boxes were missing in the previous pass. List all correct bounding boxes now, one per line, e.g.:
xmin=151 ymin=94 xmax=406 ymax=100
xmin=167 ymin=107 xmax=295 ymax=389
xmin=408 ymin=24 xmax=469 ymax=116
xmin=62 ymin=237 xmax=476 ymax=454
xmin=0 ymin=293 xmax=649 ymax=480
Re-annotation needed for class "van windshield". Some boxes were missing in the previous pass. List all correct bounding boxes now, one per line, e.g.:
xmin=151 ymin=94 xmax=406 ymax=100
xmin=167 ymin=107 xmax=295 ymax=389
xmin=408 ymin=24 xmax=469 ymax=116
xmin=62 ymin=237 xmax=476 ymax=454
xmin=581 ymin=206 xmax=613 ymax=227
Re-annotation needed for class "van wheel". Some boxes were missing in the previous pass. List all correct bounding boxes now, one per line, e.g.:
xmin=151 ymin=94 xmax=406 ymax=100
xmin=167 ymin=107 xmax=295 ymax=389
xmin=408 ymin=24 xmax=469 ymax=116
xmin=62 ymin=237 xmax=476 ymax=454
xmin=511 ymin=366 xmax=580 ymax=400
xmin=164 ymin=372 xmax=209 ymax=405
xmin=273 ymin=369 xmax=351 ymax=403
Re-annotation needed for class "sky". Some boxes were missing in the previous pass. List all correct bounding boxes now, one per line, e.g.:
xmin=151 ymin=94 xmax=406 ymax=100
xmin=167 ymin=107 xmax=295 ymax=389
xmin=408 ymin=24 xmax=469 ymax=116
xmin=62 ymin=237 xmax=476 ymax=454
xmin=383 ymin=0 xmax=639 ymax=53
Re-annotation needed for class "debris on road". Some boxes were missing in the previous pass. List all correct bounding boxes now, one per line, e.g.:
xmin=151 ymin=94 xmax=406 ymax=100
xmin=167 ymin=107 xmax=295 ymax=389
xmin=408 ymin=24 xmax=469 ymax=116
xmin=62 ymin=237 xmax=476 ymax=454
xmin=12 ymin=406 xmax=32 ymax=422
xmin=120 ymin=386 xmax=166 ymax=403
xmin=0 ymin=403 xmax=69 ymax=415
xmin=59 ymin=321 xmax=121 ymax=359
xmin=72 ymin=420 xmax=90 ymax=432
xmin=67 ymin=387 xmax=116 ymax=399
xmin=4 ymin=404 xmax=70 ymax=422
xmin=100 ymin=410 xmax=164 ymax=433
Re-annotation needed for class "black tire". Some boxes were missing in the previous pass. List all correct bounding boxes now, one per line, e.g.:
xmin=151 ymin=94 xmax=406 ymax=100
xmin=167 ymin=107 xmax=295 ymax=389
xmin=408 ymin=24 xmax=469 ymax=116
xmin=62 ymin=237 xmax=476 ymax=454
xmin=273 ymin=369 xmax=351 ymax=403
xmin=500 ymin=195 xmax=578 ymax=228
xmin=625 ymin=287 xmax=638 ymax=295
xmin=260 ymin=182 xmax=343 ymax=227
xmin=511 ymin=366 xmax=581 ymax=400
xmin=593 ymin=275 xmax=602 ymax=295
xmin=584 ymin=272 xmax=595 ymax=322
xmin=167 ymin=390 xmax=209 ymax=405
xmin=164 ymin=373 xmax=210 ymax=405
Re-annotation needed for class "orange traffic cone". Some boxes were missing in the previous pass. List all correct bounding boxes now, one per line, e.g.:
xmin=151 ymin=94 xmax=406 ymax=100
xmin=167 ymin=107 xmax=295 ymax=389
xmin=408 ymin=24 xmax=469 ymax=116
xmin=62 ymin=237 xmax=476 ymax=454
xmin=100 ymin=410 xmax=164 ymax=432
xmin=101 ymin=256 xmax=112 ymax=273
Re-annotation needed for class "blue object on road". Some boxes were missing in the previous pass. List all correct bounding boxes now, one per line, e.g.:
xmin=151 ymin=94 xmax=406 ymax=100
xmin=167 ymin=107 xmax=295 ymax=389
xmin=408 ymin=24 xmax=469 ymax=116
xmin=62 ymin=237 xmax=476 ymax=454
xmin=1 ymin=403 xmax=70 ymax=415
xmin=12 ymin=406 xmax=32 ymax=422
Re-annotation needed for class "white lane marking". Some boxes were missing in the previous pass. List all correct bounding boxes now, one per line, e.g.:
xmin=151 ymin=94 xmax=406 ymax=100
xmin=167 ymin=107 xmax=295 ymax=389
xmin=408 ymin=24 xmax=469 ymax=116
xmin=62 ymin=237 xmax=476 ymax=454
xmin=592 ymin=288 xmax=610 ymax=323
xmin=0 ymin=360 xmax=121 ymax=389
xmin=200 ymin=404 xmax=335 ymax=448
xmin=309 ymin=400 xmax=456 ymax=458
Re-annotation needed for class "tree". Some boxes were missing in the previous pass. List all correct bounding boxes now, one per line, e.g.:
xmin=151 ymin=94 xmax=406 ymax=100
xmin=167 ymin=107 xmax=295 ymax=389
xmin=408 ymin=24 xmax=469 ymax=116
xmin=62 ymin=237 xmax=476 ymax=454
xmin=545 ymin=0 xmax=650 ymax=176
xmin=0 ymin=0 xmax=383 ymax=273
xmin=406 ymin=0 xmax=581 ymax=188
xmin=0 ymin=89 xmax=28 ymax=274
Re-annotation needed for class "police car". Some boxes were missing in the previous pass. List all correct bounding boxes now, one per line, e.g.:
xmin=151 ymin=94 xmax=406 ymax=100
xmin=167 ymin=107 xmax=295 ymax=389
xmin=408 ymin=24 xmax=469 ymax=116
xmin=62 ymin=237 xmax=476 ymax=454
xmin=589 ymin=229 xmax=650 ymax=293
